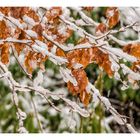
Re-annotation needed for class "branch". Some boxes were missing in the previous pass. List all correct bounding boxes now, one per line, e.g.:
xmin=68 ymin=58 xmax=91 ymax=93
xmin=60 ymin=16 xmax=97 ymax=41
xmin=87 ymin=83 xmax=138 ymax=133
xmin=70 ymin=7 xmax=99 ymax=26
xmin=0 ymin=61 xmax=90 ymax=118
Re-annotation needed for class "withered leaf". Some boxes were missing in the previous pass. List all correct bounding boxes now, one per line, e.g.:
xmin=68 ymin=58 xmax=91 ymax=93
xmin=32 ymin=24 xmax=43 ymax=40
xmin=67 ymin=69 xmax=88 ymax=95
xmin=123 ymin=43 xmax=140 ymax=73
xmin=26 ymin=9 xmax=39 ymax=22
xmin=0 ymin=20 xmax=10 ymax=39
xmin=14 ymin=30 xmax=27 ymax=55
xmin=92 ymin=47 xmax=114 ymax=77
xmin=46 ymin=7 xmax=62 ymax=24
xmin=0 ymin=43 xmax=10 ymax=64
xmin=67 ymin=69 xmax=91 ymax=106
xmin=10 ymin=7 xmax=29 ymax=19
xmin=123 ymin=43 xmax=140 ymax=59
xmin=24 ymin=51 xmax=48 ymax=74
xmin=95 ymin=23 xmax=108 ymax=35
xmin=56 ymin=48 xmax=66 ymax=57
xmin=79 ymin=90 xmax=91 ymax=106
xmin=106 ymin=7 xmax=119 ymax=28
xmin=0 ymin=7 xmax=10 ymax=16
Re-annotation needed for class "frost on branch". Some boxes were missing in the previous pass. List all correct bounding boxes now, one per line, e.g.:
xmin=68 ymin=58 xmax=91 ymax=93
xmin=0 ymin=7 xmax=140 ymax=133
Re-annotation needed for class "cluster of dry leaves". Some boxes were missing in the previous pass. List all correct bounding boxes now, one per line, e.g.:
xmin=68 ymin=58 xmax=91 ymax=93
xmin=0 ymin=7 xmax=139 ymax=106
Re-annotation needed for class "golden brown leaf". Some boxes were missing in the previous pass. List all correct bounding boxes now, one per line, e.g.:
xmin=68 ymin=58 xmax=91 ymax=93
xmin=79 ymin=90 xmax=91 ymax=106
xmin=106 ymin=7 xmax=119 ymax=28
xmin=92 ymin=47 xmax=113 ymax=77
xmin=66 ymin=38 xmax=94 ymax=69
xmin=24 ymin=51 xmax=48 ymax=74
xmin=66 ymin=39 xmax=113 ymax=77
xmin=14 ymin=44 xmax=25 ymax=56
xmin=14 ymin=30 xmax=27 ymax=55
xmin=67 ymin=69 xmax=88 ymax=95
xmin=0 ymin=20 xmax=10 ymax=39
xmin=0 ymin=43 xmax=10 ymax=64
xmin=67 ymin=69 xmax=91 ymax=106
xmin=24 ymin=51 xmax=34 ymax=74
xmin=55 ymin=28 xmax=73 ymax=44
xmin=123 ymin=43 xmax=140 ymax=59
xmin=0 ymin=7 xmax=10 ymax=16
xmin=123 ymin=43 xmax=140 ymax=73
xmin=66 ymin=49 xmax=91 ymax=69
xmin=32 ymin=24 xmax=43 ymax=39
xmin=56 ymin=48 xmax=66 ymax=57
xmin=36 ymin=53 xmax=48 ymax=71
xmin=46 ymin=7 xmax=62 ymax=24
xmin=10 ymin=7 xmax=29 ymax=19
xmin=95 ymin=23 xmax=108 ymax=35
xmin=26 ymin=9 xmax=39 ymax=22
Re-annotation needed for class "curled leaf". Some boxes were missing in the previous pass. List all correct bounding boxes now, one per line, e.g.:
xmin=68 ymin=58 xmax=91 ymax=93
xmin=106 ymin=7 xmax=119 ymax=28
xmin=95 ymin=23 xmax=108 ymax=35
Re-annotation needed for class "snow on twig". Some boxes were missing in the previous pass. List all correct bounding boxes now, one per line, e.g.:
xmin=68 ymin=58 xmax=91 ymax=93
xmin=87 ymin=83 xmax=138 ymax=133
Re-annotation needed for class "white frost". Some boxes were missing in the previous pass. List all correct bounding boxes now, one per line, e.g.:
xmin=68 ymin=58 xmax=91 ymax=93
xmin=33 ymin=70 xmax=44 ymax=87
xmin=8 ymin=16 xmax=23 ymax=29
xmin=110 ymin=107 xmax=126 ymax=125
xmin=102 ymin=45 xmax=137 ymax=62
xmin=60 ymin=67 xmax=77 ymax=86
xmin=62 ymin=98 xmax=90 ymax=117
xmin=22 ymin=15 xmax=36 ymax=26
xmin=100 ymin=97 xmax=111 ymax=110
xmin=25 ymin=30 xmax=38 ymax=38
xmin=121 ymin=64 xmax=140 ymax=80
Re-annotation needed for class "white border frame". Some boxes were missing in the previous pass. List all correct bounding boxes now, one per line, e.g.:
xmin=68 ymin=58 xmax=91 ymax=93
xmin=0 ymin=0 xmax=140 ymax=139
xmin=0 ymin=134 xmax=139 ymax=140
xmin=0 ymin=0 xmax=140 ymax=7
